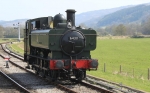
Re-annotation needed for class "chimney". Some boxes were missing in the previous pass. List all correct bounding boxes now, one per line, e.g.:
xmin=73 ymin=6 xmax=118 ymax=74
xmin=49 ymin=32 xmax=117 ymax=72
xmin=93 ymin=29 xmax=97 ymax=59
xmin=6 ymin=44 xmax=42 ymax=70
xmin=66 ymin=9 xmax=76 ymax=26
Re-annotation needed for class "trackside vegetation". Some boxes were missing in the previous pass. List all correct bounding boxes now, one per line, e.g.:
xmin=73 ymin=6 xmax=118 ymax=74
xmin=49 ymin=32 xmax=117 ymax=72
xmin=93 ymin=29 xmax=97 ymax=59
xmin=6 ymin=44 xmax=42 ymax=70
xmin=0 ymin=38 xmax=18 ymax=43
xmin=6 ymin=41 xmax=24 ymax=55
xmin=8 ymin=38 xmax=150 ymax=92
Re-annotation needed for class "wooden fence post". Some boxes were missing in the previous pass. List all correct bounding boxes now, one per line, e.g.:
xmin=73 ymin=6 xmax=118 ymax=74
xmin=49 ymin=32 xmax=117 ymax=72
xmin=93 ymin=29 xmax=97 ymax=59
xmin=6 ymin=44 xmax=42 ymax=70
xmin=148 ymin=68 xmax=150 ymax=80
xmin=120 ymin=65 xmax=121 ymax=73
xmin=133 ymin=68 xmax=134 ymax=77
xmin=104 ymin=63 xmax=106 ymax=72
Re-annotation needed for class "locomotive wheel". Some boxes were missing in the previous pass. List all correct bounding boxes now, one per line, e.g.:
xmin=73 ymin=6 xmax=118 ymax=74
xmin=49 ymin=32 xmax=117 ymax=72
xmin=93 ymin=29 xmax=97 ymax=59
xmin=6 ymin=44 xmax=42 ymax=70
xmin=39 ymin=71 xmax=46 ymax=78
xmin=75 ymin=70 xmax=85 ymax=81
xmin=50 ymin=70 xmax=57 ymax=81
xmin=35 ymin=68 xmax=39 ymax=75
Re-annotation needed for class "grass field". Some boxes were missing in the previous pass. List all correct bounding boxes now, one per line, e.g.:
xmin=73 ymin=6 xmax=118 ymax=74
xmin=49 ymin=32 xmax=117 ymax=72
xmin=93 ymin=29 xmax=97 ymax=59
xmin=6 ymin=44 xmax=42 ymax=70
xmin=7 ymin=42 xmax=24 ymax=55
xmin=8 ymin=38 xmax=150 ymax=92
xmin=88 ymin=38 xmax=150 ymax=92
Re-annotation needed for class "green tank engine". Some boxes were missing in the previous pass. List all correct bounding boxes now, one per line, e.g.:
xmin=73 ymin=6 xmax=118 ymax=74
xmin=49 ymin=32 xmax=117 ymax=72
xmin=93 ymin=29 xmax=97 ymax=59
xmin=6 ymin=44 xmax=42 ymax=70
xmin=24 ymin=9 xmax=98 ymax=81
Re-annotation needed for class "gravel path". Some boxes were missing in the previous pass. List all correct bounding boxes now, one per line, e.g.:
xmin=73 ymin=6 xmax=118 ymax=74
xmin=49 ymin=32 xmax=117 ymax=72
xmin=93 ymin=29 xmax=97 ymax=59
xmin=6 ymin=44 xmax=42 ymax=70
xmin=0 ymin=46 xmax=65 ymax=93
xmin=64 ymin=84 xmax=101 ymax=93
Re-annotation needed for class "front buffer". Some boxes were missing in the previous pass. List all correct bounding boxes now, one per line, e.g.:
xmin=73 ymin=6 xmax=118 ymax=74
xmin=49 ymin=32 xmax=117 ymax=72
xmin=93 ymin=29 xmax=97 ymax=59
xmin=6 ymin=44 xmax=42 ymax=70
xmin=49 ymin=59 xmax=98 ymax=80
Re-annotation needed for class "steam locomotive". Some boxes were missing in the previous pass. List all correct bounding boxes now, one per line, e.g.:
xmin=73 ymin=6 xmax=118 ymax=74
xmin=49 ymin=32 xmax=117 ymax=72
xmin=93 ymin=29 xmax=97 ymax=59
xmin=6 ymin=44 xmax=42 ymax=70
xmin=24 ymin=9 xmax=98 ymax=81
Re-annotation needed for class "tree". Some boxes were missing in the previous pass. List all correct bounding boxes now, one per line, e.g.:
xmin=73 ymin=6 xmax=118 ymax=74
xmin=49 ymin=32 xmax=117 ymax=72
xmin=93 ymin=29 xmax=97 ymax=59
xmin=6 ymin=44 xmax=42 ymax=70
xmin=3 ymin=26 xmax=24 ymax=38
xmin=0 ymin=25 xmax=4 ymax=38
xmin=96 ymin=28 xmax=108 ymax=36
xmin=79 ymin=23 xmax=88 ymax=29
xmin=141 ymin=18 xmax=150 ymax=35
xmin=113 ymin=24 xmax=127 ymax=36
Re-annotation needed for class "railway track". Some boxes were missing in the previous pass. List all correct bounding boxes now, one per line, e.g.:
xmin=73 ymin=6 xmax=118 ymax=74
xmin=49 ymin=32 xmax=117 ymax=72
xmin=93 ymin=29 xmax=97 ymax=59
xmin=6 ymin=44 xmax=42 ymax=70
xmin=0 ymin=69 xmax=30 ymax=93
xmin=1 ymin=42 xmax=146 ymax=93
xmin=86 ymin=75 xmax=145 ymax=93
xmin=1 ymin=42 xmax=147 ymax=93
xmin=0 ymin=43 xmax=74 ymax=93
xmin=0 ymin=43 xmax=113 ymax=93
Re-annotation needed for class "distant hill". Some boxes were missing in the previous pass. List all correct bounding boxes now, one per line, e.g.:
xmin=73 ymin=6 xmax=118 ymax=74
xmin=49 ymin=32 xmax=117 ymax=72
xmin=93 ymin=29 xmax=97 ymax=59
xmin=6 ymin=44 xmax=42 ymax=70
xmin=75 ymin=5 xmax=133 ymax=26
xmin=96 ymin=4 xmax=150 ymax=27
xmin=1 ymin=3 xmax=150 ymax=28
xmin=0 ymin=19 xmax=27 ymax=27
xmin=0 ymin=5 xmax=130 ymax=27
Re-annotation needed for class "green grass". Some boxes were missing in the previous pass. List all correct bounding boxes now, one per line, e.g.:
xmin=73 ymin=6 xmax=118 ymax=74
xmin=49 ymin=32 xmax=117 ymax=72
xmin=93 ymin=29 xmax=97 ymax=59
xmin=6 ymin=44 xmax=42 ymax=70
xmin=7 ymin=42 xmax=24 ymax=55
xmin=10 ymin=38 xmax=150 ymax=92
xmin=0 ymin=38 xmax=18 ymax=43
xmin=11 ymin=43 xmax=24 ymax=54
xmin=87 ymin=38 xmax=150 ymax=92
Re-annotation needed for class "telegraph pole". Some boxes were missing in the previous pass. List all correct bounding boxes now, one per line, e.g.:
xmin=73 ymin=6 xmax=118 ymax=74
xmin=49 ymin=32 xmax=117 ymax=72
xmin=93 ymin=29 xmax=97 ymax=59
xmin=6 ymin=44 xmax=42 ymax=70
xmin=13 ymin=22 xmax=20 ymax=42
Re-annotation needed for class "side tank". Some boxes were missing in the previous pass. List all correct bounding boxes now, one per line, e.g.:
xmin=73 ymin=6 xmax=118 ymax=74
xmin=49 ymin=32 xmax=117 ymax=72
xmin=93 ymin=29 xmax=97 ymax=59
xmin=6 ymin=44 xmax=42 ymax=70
xmin=31 ymin=29 xmax=50 ymax=49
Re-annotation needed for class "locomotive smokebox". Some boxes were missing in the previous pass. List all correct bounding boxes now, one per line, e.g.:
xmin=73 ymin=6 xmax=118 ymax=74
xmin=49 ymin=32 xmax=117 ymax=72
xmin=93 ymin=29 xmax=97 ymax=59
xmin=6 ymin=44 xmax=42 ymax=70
xmin=66 ymin=9 xmax=76 ymax=27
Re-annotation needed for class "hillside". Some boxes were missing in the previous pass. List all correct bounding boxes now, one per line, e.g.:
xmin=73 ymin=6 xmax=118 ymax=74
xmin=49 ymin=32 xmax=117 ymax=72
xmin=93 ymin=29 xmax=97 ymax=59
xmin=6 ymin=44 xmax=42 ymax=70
xmin=75 ymin=5 xmax=133 ymax=26
xmin=96 ymin=4 xmax=150 ymax=27
xmin=0 ymin=6 xmax=133 ymax=27
xmin=1 ymin=3 xmax=150 ymax=28
xmin=0 ymin=19 xmax=27 ymax=27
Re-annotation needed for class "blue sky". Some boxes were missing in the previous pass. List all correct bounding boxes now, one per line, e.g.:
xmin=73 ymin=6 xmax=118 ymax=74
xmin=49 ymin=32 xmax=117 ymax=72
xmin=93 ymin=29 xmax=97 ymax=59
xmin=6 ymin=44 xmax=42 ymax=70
xmin=0 ymin=0 xmax=150 ymax=21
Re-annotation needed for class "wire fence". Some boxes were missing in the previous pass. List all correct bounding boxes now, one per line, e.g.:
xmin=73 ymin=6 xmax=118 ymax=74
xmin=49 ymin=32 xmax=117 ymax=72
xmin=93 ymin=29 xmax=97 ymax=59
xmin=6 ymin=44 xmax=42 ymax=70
xmin=4 ymin=42 xmax=150 ymax=81
xmin=102 ymin=63 xmax=150 ymax=80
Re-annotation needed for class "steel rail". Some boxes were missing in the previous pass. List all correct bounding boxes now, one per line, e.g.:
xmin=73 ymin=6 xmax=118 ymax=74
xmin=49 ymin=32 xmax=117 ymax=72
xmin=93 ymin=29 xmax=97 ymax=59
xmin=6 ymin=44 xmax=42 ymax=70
xmin=1 ymin=43 xmax=114 ymax=93
xmin=80 ymin=81 xmax=113 ymax=93
xmin=0 ymin=43 xmax=77 ymax=93
xmin=0 ymin=70 xmax=30 ymax=93
xmin=87 ymin=74 xmax=145 ymax=93
xmin=2 ymin=42 xmax=146 ymax=93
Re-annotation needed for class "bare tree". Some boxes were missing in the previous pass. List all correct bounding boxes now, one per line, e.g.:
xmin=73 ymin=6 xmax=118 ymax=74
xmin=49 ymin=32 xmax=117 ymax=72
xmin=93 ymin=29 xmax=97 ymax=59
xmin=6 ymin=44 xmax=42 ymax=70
xmin=0 ymin=25 xmax=4 ymax=38
xmin=141 ymin=18 xmax=150 ymax=35
xmin=113 ymin=24 xmax=127 ymax=36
